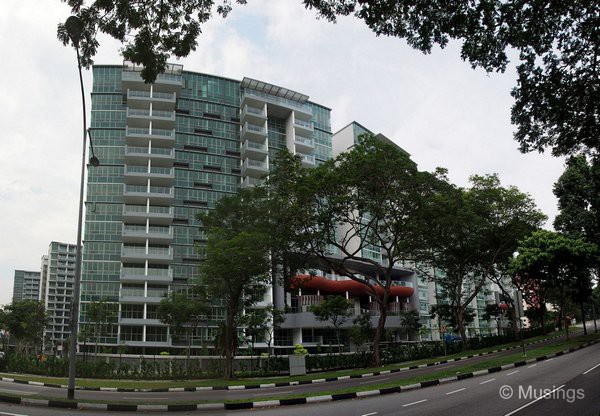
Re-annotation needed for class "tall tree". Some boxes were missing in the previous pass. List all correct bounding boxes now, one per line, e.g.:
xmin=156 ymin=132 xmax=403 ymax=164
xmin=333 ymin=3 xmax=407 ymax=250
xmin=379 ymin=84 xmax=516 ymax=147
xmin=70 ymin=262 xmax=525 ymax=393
xmin=241 ymin=306 xmax=284 ymax=362
xmin=1 ymin=301 xmax=48 ymax=355
xmin=554 ymin=156 xmax=600 ymax=244
xmin=198 ymin=188 xmax=271 ymax=379
xmin=85 ymin=299 xmax=117 ymax=357
xmin=423 ymin=174 xmax=546 ymax=349
xmin=290 ymin=134 xmax=437 ymax=365
xmin=59 ymin=1 xmax=599 ymax=156
xmin=310 ymin=295 xmax=353 ymax=353
xmin=157 ymin=289 xmax=208 ymax=369
xmin=510 ymin=230 xmax=598 ymax=337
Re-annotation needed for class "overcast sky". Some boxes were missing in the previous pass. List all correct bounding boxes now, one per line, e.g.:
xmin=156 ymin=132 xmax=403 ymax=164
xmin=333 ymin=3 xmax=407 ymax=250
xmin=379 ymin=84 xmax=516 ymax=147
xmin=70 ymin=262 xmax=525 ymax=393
xmin=0 ymin=0 xmax=566 ymax=306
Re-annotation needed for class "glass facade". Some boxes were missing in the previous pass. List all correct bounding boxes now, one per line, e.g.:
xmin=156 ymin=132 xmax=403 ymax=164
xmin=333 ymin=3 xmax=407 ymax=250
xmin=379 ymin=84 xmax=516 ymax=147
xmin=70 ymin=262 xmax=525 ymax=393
xmin=12 ymin=269 xmax=41 ymax=303
xmin=83 ymin=64 xmax=332 ymax=351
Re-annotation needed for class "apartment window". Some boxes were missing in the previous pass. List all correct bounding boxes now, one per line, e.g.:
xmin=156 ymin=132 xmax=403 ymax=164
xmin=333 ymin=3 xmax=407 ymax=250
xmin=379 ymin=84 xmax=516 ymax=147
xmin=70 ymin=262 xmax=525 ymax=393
xmin=121 ymin=304 xmax=144 ymax=319
xmin=120 ymin=326 xmax=143 ymax=341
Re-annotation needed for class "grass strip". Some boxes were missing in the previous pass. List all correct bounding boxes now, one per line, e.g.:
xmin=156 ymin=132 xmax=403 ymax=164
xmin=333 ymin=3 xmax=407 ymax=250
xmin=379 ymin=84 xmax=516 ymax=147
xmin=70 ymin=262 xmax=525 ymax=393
xmin=4 ymin=333 xmax=597 ymax=406
xmin=0 ymin=331 xmax=568 ymax=389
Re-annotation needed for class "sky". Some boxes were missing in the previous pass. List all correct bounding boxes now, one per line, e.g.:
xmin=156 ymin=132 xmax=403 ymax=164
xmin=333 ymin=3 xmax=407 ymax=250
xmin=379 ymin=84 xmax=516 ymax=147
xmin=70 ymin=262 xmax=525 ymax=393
xmin=0 ymin=0 xmax=566 ymax=306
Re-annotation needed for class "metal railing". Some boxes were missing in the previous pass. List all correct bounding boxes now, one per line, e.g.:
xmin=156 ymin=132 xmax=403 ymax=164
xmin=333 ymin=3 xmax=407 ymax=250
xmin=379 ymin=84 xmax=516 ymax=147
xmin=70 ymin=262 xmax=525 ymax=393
xmin=126 ymin=127 xmax=175 ymax=139
xmin=125 ymin=146 xmax=174 ymax=157
xmin=294 ymin=136 xmax=314 ymax=147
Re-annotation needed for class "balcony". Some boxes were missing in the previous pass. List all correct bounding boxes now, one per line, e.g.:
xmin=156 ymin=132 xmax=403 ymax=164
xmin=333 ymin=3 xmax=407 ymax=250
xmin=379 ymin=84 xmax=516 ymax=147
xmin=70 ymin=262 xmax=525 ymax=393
xmin=241 ymin=122 xmax=267 ymax=142
xmin=124 ymin=165 xmax=175 ymax=185
xmin=298 ymin=152 xmax=315 ymax=167
xmin=241 ymin=104 xmax=266 ymax=124
xmin=294 ymin=118 xmax=313 ymax=136
xmin=242 ymin=158 xmax=268 ymax=178
xmin=294 ymin=135 xmax=314 ymax=152
xmin=121 ymin=245 xmax=173 ymax=263
xmin=118 ymin=293 xmax=166 ymax=304
xmin=125 ymin=127 xmax=175 ymax=146
xmin=120 ymin=267 xmax=173 ymax=283
xmin=126 ymin=108 xmax=176 ymax=129
xmin=124 ymin=146 xmax=174 ymax=167
xmin=241 ymin=140 xmax=268 ymax=159
xmin=122 ymin=224 xmax=173 ymax=243
xmin=122 ymin=62 xmax=183 ymax=90
xmin=241 ymin=176 xmax=265 ymax=188
xmin=123 ymin=185 xmax=174 ymax=204
xmin=122 ymin=205 xmax=174 ymax=225
xmin=127 ymin=89 xmax=176 ymax=111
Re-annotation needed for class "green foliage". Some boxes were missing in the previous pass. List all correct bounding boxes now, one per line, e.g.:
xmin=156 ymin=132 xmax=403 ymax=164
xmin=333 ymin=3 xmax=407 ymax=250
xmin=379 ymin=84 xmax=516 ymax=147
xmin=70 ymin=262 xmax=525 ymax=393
xmin=293 ymin=344 xmax=308 ymax=356
xmin=1 ymin=300 xmax=48 ymax=354
xmin=310 ymin=296 xmax=353 ymax=326
xmin=57 ymin=0 xmax=248 ymax=80
xmin=349 ymin=312 xmax=374 ymax=352
xmin=242 ymin=306 xmax=284 ymax=354
xmin=158 ymin=289 xmax=208 ymax=364
xmin=399 ymin=310 xmax=421 ymax=332
xmin=510 ymin=230 xmax=598 ymax=333
xmin=423 ymin=174 xmax=545 ymax=349
xmin=59 ymin=1 xmax=598 ymax=156
xmin=310 ymin=296 xmax=353 ymax=352
xmin=554 ymin=156 xmax=600 ymax=244
xmin=198 ymin=187 xmax=272 ymax=378
xmin=304 ymin=0 xmax=599 ymax=157
xmin=430 ymin=304 xmax=475 ymax=332
xmin=289 ymin=134 xmax=438 ymax=364
xmin=85 ymin=299 xmax=117 ymax=356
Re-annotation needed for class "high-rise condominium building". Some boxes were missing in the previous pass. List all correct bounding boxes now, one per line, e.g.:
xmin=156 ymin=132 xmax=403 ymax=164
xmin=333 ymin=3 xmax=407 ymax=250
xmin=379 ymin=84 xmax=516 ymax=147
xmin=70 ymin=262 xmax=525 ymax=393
xmin=83 ymin=63 xmax=509 ymax=353
xmin=39 ymin=242 xmax=76 ymax=348
xmin=83 ymin=62 xmax=333 ymax=353
xmin=12 ymin=270 xmax=41 ymax=302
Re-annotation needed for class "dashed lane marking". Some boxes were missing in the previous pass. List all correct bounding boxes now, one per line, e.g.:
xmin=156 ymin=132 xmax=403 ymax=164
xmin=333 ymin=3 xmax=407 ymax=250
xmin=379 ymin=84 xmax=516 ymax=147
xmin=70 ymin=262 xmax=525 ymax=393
xmin=446 ymin=388 xmax=466 ymax=395
xmin=583 ymin=362 xmax=600 ymax=375
xmin=402 ymin=399 xmax=427 ymax=407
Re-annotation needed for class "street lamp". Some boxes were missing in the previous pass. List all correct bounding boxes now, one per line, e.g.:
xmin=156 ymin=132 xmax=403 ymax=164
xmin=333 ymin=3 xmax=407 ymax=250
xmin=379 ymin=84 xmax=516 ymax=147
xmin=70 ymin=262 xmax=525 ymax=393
xmin=64 ymin=15 xmax=100 ymax=400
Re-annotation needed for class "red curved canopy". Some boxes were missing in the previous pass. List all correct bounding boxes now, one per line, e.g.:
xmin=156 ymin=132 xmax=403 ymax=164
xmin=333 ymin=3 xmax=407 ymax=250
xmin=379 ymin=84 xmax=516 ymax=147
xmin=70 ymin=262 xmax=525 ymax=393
xmin=292 ymin=275 xmax=414 ymax=298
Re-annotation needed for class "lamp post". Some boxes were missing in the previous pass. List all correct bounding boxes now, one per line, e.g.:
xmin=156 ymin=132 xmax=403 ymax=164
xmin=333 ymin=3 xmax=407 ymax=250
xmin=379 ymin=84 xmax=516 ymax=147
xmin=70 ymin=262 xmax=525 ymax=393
xmin=64 ymin=15 xmax=99 ymax=400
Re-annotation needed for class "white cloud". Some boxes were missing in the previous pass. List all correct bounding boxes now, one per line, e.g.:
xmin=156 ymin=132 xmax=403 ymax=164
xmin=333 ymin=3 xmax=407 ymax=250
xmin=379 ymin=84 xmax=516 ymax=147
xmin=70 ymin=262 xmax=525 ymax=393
xmin=0 ymin=0 xmax=565 ymax=305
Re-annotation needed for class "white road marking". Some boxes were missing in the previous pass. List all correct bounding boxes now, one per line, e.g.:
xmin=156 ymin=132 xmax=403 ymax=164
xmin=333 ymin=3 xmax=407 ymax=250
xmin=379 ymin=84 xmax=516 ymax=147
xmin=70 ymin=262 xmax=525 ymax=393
xmin=583 ymin=362 xmax=600 ymax=375
xmin=527 ymin=364 xmax=537 ymax=368
xmin=402 ymin=399 xmax=427 ymax=407
xmin=446 ymin=388 xmax=466 ymax=395
xmin=361 ymin=412 xmax=378 ymax=416
xmin=504 ymin=384 xmax=564 ymax=416
xmin=546 ymin=358 xmax=553 ymax=361
xmin=507 ymin=370 xmax=519 ymax=376
xmin=360 ymin=377 xmax=390 ymax=384
xmin=0 ymin=412 xmax=30 ymax=416
xmin=480 ymin=378 xmax=496 ymax=385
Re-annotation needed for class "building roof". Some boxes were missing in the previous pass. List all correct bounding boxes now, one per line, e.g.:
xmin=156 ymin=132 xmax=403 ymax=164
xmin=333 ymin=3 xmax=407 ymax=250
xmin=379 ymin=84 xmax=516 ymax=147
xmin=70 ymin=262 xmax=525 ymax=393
xmin=241 ymin=77 xmax=309 ymax=104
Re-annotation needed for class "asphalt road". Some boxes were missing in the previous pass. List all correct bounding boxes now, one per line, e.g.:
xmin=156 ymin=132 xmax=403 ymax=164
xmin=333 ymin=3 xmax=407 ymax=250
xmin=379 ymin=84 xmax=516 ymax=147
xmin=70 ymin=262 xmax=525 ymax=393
xmin=0 ymin=335 xmax=597 ymax=416
xmin=0 ymin=330 xmax=585 ymax=403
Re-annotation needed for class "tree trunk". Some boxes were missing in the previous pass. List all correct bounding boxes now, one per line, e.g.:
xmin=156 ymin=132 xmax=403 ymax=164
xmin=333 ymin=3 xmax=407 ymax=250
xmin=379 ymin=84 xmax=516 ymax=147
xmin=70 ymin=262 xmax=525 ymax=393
xmin=540 ymin=305 xmax=546 ymax=334
xmin=456 ymin=308 xmax=468 ymax=351
xmin=580 ymin=302 xmax=587 ymax=335
xmin=187 ymin=329 xmax=192 ymax=375
xmin=372 ymin=308 xmax=387 ymax=366
xmin=224 ymin=312 xmax=236 ymax=379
